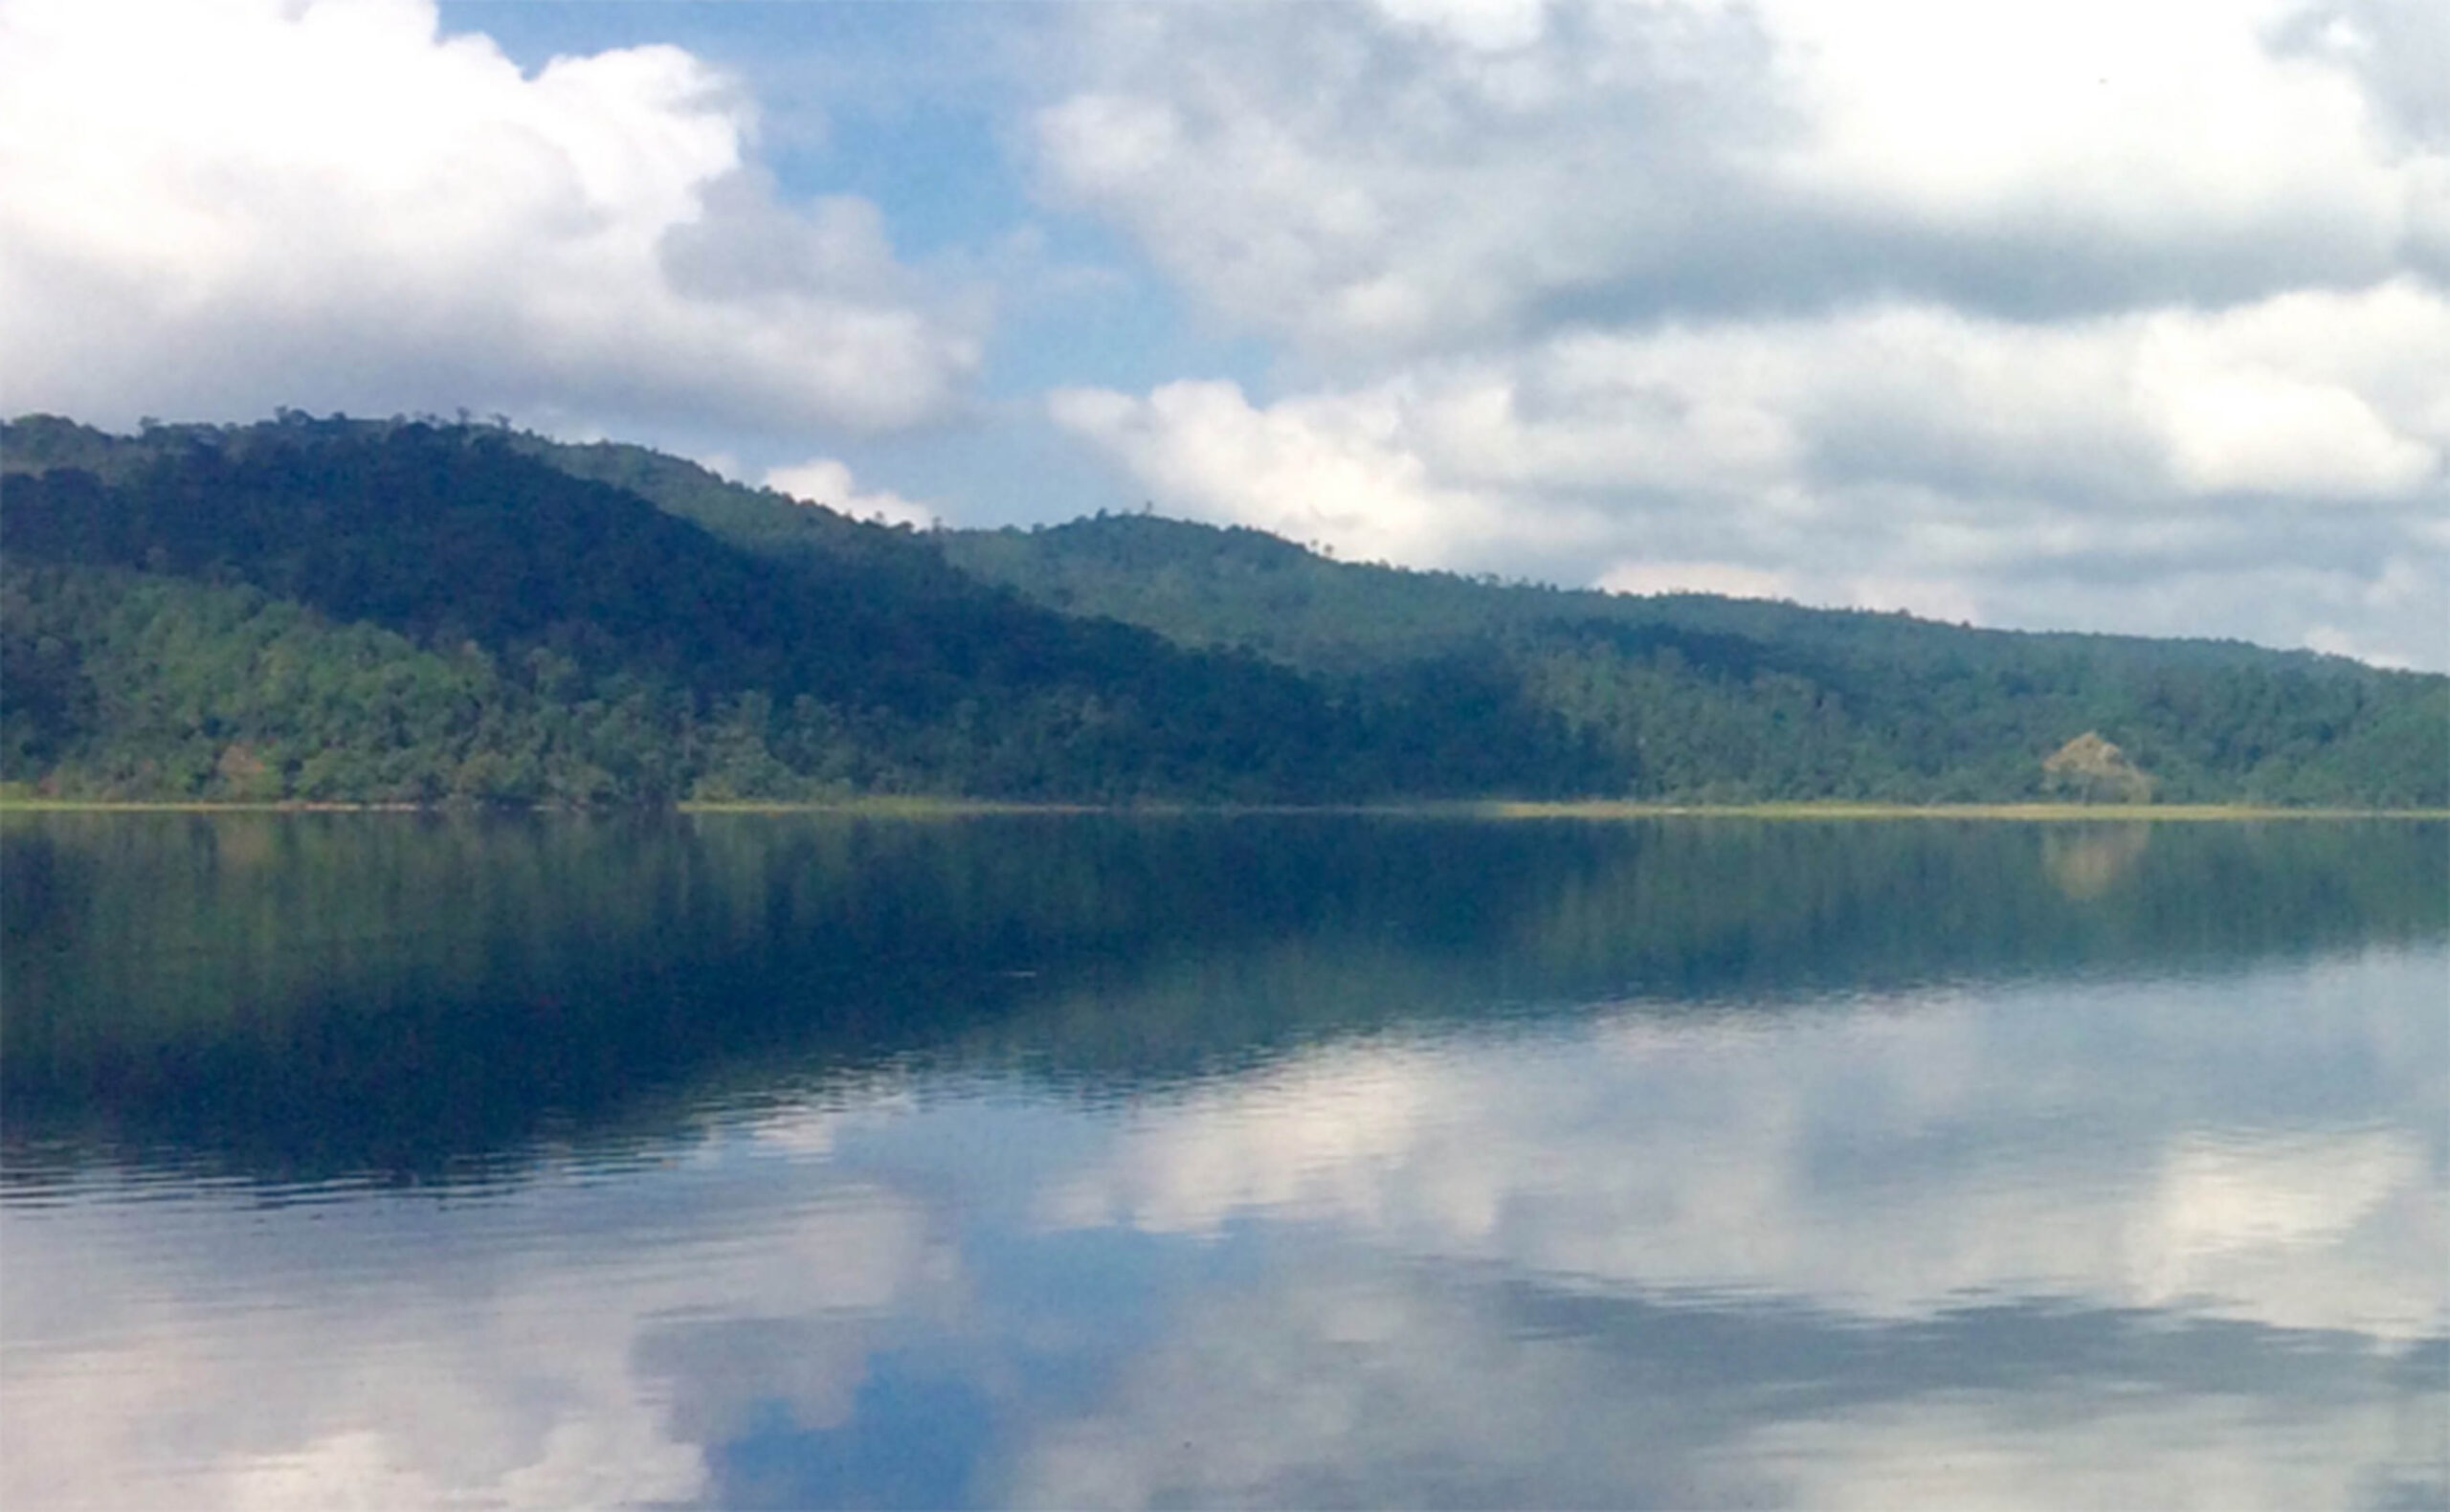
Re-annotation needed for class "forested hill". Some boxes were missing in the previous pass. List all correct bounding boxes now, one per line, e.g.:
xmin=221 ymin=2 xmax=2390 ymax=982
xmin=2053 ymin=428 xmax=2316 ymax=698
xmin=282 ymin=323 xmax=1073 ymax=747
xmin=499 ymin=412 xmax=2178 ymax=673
xmin=0 ymin=416 xmax=1594 ymax=802
xmin=2 ymin=413 xmax=2442 ymax=806
xmin=943 ymin=515 xmax=2448 ymax=806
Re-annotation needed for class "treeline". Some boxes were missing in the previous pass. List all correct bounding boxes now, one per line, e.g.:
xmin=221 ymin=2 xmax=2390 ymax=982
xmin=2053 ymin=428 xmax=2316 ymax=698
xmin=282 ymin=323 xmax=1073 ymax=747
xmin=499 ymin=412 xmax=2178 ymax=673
xmin=944 ymin=515 xmax=2449 ymax=806
xmin=0 ymin=417 xmax=1594 ymax=803
xmin=2 ymin=413 xmax=2441 ymax=806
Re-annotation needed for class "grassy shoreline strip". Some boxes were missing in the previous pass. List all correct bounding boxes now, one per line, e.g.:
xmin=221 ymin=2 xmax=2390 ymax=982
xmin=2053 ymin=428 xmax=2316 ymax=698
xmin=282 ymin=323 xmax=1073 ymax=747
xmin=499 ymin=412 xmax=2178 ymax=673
xmin=1460 ymin=800 xmax=2450 ymax=821
xmin=3 ymin=796 xmax=2444 ymax=821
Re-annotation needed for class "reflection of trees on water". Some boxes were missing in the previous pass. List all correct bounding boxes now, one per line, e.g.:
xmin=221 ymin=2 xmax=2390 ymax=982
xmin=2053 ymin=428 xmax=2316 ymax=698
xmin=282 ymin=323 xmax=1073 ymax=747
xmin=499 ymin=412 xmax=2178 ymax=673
xmin=2041 ymin=823 xmax=2154 ymax=901
xmin=3 ymin=813 xmax=2442 ymax=1181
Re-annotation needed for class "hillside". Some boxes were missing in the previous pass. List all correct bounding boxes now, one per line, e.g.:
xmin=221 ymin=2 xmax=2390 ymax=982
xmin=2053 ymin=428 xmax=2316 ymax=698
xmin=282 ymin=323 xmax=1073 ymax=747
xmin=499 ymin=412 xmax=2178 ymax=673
xmin=0 ymin=416 xmax=1594 ymax=803
xmin=942 ymin=515 xmax=2449 ymax=806
xmin=3 ymin=414 xmax=2441 ymax=807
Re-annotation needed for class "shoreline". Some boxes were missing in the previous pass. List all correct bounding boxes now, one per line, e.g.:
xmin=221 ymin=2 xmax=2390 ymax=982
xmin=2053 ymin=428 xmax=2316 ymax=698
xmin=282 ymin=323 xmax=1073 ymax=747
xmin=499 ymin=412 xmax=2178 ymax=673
xmin=3 ymin=797 xmax=2444 ymax=821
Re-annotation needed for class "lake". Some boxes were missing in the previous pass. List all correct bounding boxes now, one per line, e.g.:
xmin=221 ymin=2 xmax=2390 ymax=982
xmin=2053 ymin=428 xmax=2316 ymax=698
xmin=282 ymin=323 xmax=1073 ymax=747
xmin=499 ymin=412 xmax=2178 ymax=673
xmin=3 ymin=812 xmax=2443 ymax=1509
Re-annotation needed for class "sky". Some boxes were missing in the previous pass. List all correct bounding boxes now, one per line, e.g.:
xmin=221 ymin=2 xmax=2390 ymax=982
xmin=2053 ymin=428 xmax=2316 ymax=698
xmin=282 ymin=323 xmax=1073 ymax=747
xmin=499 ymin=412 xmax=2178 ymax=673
xmin=1 ymin=0 xmax=2443 ymax=668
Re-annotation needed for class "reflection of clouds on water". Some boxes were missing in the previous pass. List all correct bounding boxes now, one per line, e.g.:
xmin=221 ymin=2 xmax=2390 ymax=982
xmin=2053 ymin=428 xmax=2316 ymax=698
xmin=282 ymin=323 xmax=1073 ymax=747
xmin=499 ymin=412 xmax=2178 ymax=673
xmin=223 ymin=1408 xmax=705 ymax=1512
xmin=1007 ymin=1258 xmax=2445 ymax=1511
xmin=2142 ymin=1129 xmax=2436 ymax=1311
xmin=1038 ymin=1045 xmax=1459 ymax=1236
xmin=1037 ymin=950 xmax=2449 ymax=1339
xmin=2 ymin=1261 xmax=716 ymax=1510
xmin=2153 ymin=1130 xmax=2418 ymax=1256
xmin=1010 ymin=1272 xmax=1667 ymax=1509
xmin=0 ymin=1175 xmax=950 ymax=1510
xmin=724 ymin=1079 xmax=922 ymax=1160
xmin=2 ymin=946 xmax=2441 ymax=1509
xmin=1742 ymin=1391 xmax=2446 ymax=1512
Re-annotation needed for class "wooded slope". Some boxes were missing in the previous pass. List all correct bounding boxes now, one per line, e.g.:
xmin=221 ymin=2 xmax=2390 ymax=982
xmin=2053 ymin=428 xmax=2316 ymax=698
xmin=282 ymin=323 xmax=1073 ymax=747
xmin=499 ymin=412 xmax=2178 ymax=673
xmin=4 ymin=414 xmax=2439 ymax=806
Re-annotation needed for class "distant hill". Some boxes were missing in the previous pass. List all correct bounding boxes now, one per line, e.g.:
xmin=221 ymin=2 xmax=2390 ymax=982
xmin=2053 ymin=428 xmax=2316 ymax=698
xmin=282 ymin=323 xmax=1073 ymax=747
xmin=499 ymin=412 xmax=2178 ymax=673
xmin=939 ymin=514 xmax=2448 ymax=806
xmin=3 ymin=414 xmax=2441 ymax=806
xmin=0 ymin=416 xmax=1591 ymax=802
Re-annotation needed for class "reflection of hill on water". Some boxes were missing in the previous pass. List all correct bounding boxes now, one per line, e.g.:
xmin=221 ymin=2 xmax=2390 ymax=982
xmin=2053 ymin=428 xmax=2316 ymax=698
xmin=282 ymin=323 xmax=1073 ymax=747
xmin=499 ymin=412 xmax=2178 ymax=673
xmin=4 ymin=813 xmax=2443 ymax=1183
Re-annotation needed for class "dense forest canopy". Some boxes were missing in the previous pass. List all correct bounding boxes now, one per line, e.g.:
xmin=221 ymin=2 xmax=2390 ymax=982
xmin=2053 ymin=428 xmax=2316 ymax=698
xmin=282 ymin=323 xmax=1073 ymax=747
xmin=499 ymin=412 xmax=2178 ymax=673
xmin=944 ymin=514 xmax=2450 ymax=805
xmin=3 ymin=413 xmax=2442 ymax=807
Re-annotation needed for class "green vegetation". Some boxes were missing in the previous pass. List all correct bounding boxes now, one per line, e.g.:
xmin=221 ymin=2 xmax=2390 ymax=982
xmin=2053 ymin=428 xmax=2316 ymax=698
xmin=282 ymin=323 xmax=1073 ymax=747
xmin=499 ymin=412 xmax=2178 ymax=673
xmin=4 ymin=413 xmax=2441 ymax=807
xmin=944 ymin=514 xmax=2449 ymax=806
xmin=1 ymin=416 xmax=1475 ymax=803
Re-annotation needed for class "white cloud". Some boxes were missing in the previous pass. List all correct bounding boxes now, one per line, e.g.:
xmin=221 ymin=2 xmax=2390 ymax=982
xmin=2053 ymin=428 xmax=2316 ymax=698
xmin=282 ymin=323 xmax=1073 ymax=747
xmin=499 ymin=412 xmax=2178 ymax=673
xmin=1048 ymin=380 xmax=1521 ymax=567
xmin=0 ymin=0 xmax=982 ymax=435
xmin=1033 ymin=0 xmax=2446 ymax=357
xmin=766 ymin=456 xmax=938 ymax=529
xmin=1029 ymin=0 xmax=2450 ymax=665
xmin=1054 ymin=283 xmax=2450 ymax=664
xmin=1373 ymin=0 xmax=1554 ymax=54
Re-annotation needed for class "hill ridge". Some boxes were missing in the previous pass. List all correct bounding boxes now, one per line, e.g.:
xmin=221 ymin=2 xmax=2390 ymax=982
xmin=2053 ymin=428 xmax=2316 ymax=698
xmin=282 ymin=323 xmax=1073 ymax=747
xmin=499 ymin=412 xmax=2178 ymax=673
xmin=5 ymin=414 xmax=2441 ymax=807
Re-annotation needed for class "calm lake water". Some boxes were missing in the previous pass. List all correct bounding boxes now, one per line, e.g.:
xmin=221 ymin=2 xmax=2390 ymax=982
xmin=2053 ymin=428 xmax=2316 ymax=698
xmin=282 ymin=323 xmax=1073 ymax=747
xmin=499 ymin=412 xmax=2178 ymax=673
xmin=3 ymin=812 xmax=2444 ymax=1509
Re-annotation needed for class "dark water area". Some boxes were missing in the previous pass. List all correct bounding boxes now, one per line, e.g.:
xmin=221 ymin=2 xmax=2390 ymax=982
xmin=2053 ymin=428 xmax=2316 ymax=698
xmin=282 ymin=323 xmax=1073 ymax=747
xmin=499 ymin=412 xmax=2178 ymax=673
xmin=3 ymin=812 xmax=2444 ymax=1507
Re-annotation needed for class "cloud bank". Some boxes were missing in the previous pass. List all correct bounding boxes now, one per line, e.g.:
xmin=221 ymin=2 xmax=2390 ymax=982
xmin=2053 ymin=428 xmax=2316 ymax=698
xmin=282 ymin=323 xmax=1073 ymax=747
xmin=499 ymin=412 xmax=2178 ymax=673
xmin=1035 ymin=0 xmax=2444 ymax=353
xmin=1035 ymin=0 xmax=2449 ymax=665
xmin=1 ymin=0 xmax=2439 ymax=663
xmin=0 ymin=0 xmax=982 ymax=436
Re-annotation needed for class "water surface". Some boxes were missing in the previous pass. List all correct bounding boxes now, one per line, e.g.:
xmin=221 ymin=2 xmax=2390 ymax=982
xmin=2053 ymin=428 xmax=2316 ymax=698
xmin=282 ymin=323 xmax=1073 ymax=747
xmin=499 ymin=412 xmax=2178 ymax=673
xmin=4 ymin=813 xmax=2444 ymax=1508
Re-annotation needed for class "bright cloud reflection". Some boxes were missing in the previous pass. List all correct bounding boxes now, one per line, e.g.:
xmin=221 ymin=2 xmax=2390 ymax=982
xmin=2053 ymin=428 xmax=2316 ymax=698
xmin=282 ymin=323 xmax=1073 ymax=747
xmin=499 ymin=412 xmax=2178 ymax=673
xmin=1 ymin=1170 xmax=948 ymax=1510
xmin=3 ymin=944 xmax=2441 ymax=1509
xmin=1037 ymin=953 xmax=2447 ymax=1342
